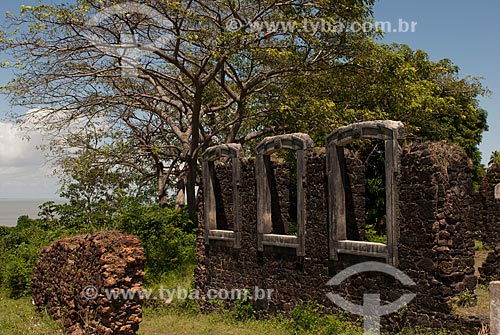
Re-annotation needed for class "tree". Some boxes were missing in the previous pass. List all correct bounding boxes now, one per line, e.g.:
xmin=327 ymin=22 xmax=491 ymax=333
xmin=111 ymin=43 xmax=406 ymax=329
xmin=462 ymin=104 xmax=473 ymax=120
xmin=277 ymin=42 xmax=488 ymax=177
xmin=1 ymin=0 xmax=376 ymax=211
xmin=490 ymin=151 xmax=500 ymax=166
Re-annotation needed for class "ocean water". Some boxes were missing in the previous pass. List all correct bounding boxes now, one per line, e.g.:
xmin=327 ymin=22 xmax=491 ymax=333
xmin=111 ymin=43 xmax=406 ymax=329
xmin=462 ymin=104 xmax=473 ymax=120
xmin=0 ymin=199 xmax=60 ymax=227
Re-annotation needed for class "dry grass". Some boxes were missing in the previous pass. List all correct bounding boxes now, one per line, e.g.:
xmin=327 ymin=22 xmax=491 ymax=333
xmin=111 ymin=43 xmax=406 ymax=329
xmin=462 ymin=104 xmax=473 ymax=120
xmin=0 ymin=294 xmax=63 ymax=335
xmin=138 ymin=310 xmax=291 ymax=335
xmin=453 ymin=284 xmax=490 ymax=323
xmin=453 ymin=241 xmax=491 ymax=324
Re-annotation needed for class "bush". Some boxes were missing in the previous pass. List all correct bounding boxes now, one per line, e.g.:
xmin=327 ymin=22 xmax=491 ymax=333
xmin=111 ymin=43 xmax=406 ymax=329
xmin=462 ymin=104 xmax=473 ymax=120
xmin=0 ymin=199 xmax=197 ymax=296
xmin=231 ymin=293 xmax=255 ymax=321
xmin=289 ymin=302 xmax=323 ymax=332
xmin=286 ymin=302 xmax=364 ymax=335
xmin=0 ymin=216 xmax=74 ymax=298
xmin=2 ymin=245 xmax=38 ymax=297
xmin=113 ymin=202 xmax=196 ymax=283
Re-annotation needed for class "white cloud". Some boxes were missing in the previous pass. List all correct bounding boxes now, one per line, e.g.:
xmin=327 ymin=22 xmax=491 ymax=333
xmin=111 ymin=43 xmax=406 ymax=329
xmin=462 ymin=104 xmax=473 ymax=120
xmin=0 ymin=120 xmax=60 ymax=199
xmin=0 ymin=108 xmax=114 ymax=200
xmin=0 ymin=122 xmax=45 ymax=167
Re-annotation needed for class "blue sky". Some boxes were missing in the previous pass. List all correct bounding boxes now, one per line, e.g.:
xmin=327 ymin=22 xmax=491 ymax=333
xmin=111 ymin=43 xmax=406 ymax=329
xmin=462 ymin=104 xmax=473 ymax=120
xmin=0 ymin=0 xmax=499 ymax=199
xmin=0 ymin=0 xmax=62 ymax=199
xmin=373 ymin=0 xmax=500 ymax=166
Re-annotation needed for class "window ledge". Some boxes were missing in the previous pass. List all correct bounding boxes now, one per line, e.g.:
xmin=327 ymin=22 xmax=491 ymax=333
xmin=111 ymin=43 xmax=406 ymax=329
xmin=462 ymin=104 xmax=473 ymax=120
xmin=335 ymin=240 xmax=388 ymax=258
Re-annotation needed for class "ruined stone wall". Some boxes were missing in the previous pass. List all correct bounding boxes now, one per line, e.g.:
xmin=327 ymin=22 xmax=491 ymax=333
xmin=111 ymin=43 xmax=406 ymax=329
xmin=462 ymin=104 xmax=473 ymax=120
xmin=195 ymin=141 xmax=479 ymax=332
xmin=196 ymin=149 xmax=365 ymax=309
xmin=479 ymin=163 xmax=500 ymax=248
xmin=32 ymin=232 xmax=145 ymax=335
xmin=399 ymin=142 xmax=476 ymax=326
xmin=475 ymin=163 xmax=500 ymax=284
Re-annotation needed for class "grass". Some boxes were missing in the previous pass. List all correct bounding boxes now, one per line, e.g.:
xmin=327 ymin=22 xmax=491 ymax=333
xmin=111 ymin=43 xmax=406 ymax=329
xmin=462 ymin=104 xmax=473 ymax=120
xmin=453 ymin=284 xmax=490 ymax=324
xmin=1 ymin=245 xmax=494 ymax=335
xmin=0 ymin=294 xmax=63 ymax=335
xmin=139 ymin=309 xmax=293 ymax=335
xmin=0 ymin=291 xmax=486 ymax=335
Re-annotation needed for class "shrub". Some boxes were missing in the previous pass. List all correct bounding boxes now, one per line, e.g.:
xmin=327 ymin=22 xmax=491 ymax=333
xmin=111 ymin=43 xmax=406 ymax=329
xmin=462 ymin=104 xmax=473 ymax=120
xmin=231 ymin=293 xmax=255 ymax=321
xmin=0 ymin=199 xmax=197 ymax=296
xmin=0 ymin=216 xmax=72 ymax=298
xmin=289 ymin=302 xmax=323 ymax=332
xmin=114 ymin=202 xmax=196 ymax=283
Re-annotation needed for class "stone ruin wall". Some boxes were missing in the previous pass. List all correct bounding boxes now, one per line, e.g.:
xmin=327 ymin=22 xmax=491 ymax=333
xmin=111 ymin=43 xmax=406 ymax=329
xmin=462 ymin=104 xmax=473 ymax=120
xmin=195 ymin=126 xmax=484 ymax=332
xmin=27 ymin=121 xmax=500 ymax=334
xmin=478 ymin=163 xmax=500 ymax=283
xmin=32 ymin=232 xmax=145 ymax=335
xmin=398 ymin=142 xmax=476 ymax=326
xmin=479 ymin=163 xmax=500 ymax=248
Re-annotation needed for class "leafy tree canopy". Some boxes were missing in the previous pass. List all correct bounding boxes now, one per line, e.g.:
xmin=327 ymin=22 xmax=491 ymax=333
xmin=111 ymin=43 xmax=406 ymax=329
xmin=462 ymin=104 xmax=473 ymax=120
xmin=1 ymin=0 xmax=376 ymax=210
xmin=275 ymin=42 xmax=488 ymax=178
xmin=0 ymin=1 xmax=488 ymax=205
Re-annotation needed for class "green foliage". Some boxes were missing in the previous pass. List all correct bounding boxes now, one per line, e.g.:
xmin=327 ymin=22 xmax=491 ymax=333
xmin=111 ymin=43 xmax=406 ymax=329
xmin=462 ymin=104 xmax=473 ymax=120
xmin=489 ymin=151 xmax=500 ymax=166
xmin=457 ymin=289 xmax=476 ymax=308
xmin=231 ymin=294 xmax=255 ymax=321
xmin=474 ymin=240 xmax=487 ymax=252
xmin=357 ymin=140 xmax=388 ymax=243
xmin=289 ymin=302 xmax=323 ymax=332
xmin=364 ymin=225 xmax=387 ymax=244
xmin=2 ymin=246 xmax=36 ymax=298
xmin=0 ymin=196 xmax=196 ymax=296
xmin=286 ymin=302 xmax=364 ymax=335
xmin=54 ymin=149 xmax=156 ymax=229
xmin=0 ymin=215 xmax=75 ymax=298
xmin=278 ymin=43 xmax=488 ymax=182
xmin=114 ymin=202 xmax=197 ymax=283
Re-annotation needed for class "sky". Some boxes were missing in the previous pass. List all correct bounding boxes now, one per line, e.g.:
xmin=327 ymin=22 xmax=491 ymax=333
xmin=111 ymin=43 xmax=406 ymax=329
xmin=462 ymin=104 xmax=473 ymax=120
xmin=372 ymin=0 xmax=500 ymax=166
xmin=0 ymin=0 xmax=61 ymax=200
xmin=0 ymin=0 xmax=499 ymax=200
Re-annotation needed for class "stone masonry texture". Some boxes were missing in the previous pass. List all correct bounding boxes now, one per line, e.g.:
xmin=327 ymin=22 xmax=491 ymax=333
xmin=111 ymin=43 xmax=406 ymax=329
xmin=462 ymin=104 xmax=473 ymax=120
xmin=32 ymin=232 xmax=145 ymax=335
xmin=196 ymin=141 xmax=482 ymax=333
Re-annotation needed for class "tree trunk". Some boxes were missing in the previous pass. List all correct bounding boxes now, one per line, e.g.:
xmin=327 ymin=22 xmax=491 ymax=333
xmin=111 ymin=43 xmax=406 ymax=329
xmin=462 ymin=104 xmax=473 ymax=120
xmin=186 ymin=89 xmax=203 ymax=213
xmin=157 ymin=163 xmax=170 ymax=209
xmin=186 ymin=156 xmax=197 ymax=213
xmin=175 ymin=176 xmax=186 ymax=209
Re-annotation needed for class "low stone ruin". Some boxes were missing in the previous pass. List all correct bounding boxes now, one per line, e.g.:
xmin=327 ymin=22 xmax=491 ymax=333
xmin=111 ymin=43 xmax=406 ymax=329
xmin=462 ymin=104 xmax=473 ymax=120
xmin=195 ymin=121 xmax=491 ymax=332
xmin=32 ymin=231 xmax=145 ymax=335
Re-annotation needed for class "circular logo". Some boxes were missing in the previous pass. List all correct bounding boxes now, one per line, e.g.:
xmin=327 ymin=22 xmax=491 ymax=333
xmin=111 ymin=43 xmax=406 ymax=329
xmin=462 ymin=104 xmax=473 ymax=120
xmin=82 ymin=285 xmax=99 ymax=300
xmin=326 ymin=262 xmax=416 ymax=335
xmin=226 ymin=19 xmax=244 ymax=32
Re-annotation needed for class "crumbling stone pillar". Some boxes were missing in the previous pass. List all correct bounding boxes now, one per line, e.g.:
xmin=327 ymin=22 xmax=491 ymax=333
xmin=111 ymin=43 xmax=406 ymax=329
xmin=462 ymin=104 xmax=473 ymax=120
xmin=32 ymin=232 xmax=145 ymax=335
xmin=479 ymin=163 xmax=500 ymax=248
